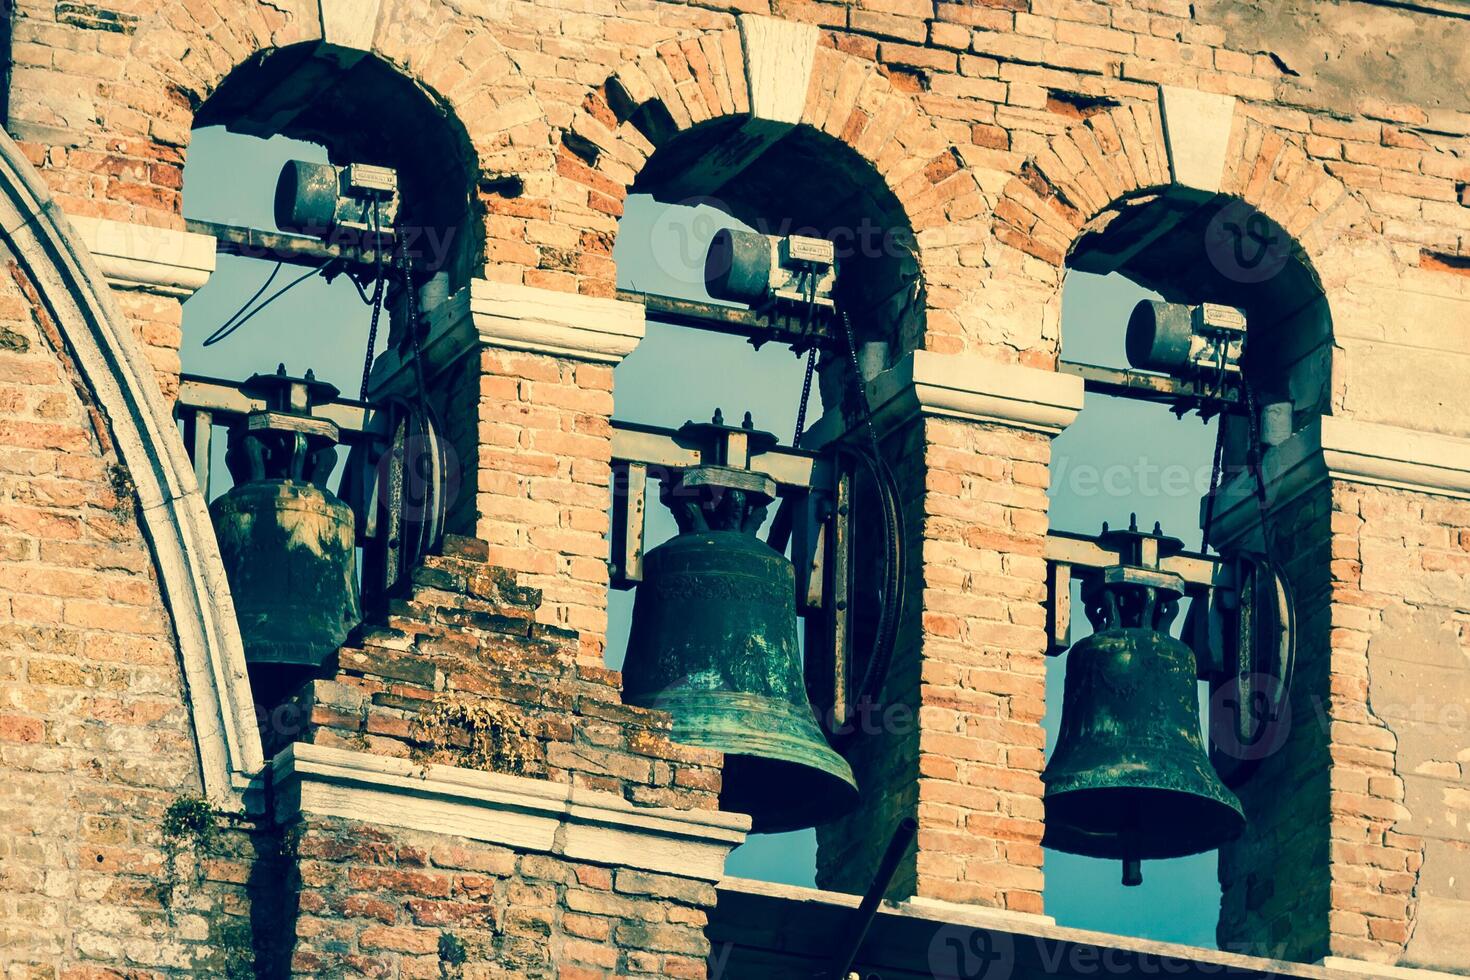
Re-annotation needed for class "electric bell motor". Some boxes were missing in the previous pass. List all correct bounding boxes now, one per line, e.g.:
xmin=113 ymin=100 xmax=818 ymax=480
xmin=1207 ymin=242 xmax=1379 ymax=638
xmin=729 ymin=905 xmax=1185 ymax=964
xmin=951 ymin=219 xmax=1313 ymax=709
xmin=1125 ymin=300 xmax=1247 ymax=378
xmin=704 ymin=228 xmax=837 ymax=311
xmin=275 ymin=160 xmax=401 ymax=241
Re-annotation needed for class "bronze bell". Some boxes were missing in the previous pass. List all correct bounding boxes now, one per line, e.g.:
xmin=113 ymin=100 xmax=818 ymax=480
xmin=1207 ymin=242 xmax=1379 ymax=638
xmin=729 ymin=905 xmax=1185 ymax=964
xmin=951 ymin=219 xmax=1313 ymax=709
xmin=210 ymin=366 xmax=361 ymax=682
xmin=621 ymin=413 xmax=858 ymax=833
xmin=1042 ymin=518 xmax=1244 ymax=884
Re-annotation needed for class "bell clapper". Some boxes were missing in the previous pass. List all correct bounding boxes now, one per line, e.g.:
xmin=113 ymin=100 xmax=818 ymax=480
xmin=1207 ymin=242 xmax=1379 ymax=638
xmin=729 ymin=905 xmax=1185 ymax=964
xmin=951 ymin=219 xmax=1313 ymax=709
xmin=1122 ymin=857 xmax=1143 ymax=887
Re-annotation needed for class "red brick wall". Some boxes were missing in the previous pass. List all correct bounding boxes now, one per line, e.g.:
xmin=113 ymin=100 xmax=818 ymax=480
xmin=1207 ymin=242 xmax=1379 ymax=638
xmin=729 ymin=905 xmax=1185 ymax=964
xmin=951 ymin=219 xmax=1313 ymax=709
xmin=817 ymin=417 xmax=1050 ymax=914
xmin=287 ymin=816 xmax=715 ymax=979
xmin=0 ymin=249 xmax=258 ymax=973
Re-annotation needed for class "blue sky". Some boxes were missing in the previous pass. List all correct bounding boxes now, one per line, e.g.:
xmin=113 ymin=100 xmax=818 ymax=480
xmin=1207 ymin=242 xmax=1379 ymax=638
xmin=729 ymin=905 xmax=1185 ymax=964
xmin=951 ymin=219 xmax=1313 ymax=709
xmin=183 ymin=128 xmax=1222 ymax=948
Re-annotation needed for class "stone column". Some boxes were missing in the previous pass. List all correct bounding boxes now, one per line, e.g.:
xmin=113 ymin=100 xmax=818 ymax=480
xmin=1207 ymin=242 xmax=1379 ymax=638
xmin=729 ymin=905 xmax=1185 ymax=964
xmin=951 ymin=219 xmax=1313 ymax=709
xmin=66 ymin=214 xmax=217 ymax=403
xmin=1211 ymin=417 xmax=1470 ymax=976
xmin=370 ymin=279 xmax=644 ymax=665
xmin=810 ymin=351 xmax=1081 ymax=921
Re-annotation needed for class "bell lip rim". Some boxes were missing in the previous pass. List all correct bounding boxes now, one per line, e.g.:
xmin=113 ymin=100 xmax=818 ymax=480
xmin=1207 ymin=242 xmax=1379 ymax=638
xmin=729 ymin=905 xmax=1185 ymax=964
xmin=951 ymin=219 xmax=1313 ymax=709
xmin=1041 ymin=785 xmax=1246 ymax=861
xmin=1040 ymin=775 xmax=1245 ymax=815
xmin=626 ymin=692 xmax=857 ymax=784
xmin=731 ymin=767 xmax=861 ymax=835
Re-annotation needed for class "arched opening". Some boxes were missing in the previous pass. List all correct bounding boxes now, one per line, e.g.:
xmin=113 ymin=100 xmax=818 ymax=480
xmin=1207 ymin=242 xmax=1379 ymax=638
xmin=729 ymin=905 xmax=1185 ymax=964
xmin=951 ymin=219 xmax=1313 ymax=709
xmin=195 ymin=44 xmax=480 ymax=286
xmin=1044 ymin=189 xmax=1332 ymax=946
xmin=605 ymin=115 xmax=924 ymax=888
xmin=178 ymin=44 xmax=478 ymax=725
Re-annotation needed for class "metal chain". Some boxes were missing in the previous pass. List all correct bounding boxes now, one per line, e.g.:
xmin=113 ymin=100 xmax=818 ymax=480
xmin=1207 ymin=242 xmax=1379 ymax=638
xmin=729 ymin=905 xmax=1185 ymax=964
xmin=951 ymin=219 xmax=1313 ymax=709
xmin=358 ymin=199 xmax=386 ymax=401
xmin=791 ymin=270 xmax=819 ymax=448
xmin=1200 ymin=415 xmax=1227 ymax=552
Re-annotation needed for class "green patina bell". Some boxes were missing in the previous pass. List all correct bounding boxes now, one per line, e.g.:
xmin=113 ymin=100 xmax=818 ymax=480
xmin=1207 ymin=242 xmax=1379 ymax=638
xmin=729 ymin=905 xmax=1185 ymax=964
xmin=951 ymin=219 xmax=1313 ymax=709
xmin=210 ymin=366 xmax=361 ymax=675
xmin=621 ymin=414 xmax=857 ymax=833
xmin=1043 ymin=519 xmax=1244 ymax=883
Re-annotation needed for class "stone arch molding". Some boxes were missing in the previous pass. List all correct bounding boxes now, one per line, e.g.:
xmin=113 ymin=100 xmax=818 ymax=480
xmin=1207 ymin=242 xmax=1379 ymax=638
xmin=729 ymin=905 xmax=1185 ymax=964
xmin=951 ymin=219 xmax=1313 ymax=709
xmin=993 ymin=85 xmax=1369 ymax=277
xmin=568 ymin=15 xmax=983 ymax=257
xmin=0 ymin=132 xmax=264 ymax=806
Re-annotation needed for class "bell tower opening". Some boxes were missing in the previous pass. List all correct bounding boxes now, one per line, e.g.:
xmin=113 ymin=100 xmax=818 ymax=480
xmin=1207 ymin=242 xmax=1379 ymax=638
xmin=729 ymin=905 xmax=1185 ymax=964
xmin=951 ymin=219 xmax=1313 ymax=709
xmin=178 ymin=44 xmax=477 ymax=719
xmin=1043 ymin=189 xmax=1332 ymax=946
xmin=604 ymin=115 xmax=923 ymax=889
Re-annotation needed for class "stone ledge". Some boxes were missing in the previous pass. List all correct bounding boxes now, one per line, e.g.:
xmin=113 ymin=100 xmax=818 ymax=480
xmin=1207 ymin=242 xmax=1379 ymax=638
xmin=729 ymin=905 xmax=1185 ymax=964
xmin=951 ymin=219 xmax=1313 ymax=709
xmin=371 ymin=278 xmax=646 ymax=394
xmin=1209 ymin=416 xmax=1470 ymax=547
xmin=67 ymin=214 xmax=217 ymax=298
xmin=272 ymin=742 xmax=749 ymax=881
xmin=1321 ymin=956 xmax=1466 ymax=980
xmin=807 ymin=349 xmax=1084 ymax=445
xmin=712 ymin=876 xmax=1343 ymax=978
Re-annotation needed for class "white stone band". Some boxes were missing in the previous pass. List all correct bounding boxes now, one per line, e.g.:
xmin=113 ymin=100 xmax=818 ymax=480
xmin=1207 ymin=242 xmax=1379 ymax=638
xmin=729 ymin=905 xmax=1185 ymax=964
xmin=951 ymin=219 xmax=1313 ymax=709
xmin=807 ymin=349 xmax=1084 ymax=445
xmin=273 ymin=743 xmax=749 ymax=881
xmin=1209 ymin=416 xmax=1470 ymax=547
xmin=372 ymin=278 xmax=646 ymax=394
xmin=67 ymin=214 xmax=217 ymax=298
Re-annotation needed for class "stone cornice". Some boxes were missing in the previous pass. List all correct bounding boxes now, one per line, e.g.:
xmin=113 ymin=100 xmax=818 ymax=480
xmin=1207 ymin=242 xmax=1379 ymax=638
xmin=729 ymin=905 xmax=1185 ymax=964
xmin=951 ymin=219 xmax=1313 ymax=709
xmin=67 ymin=214 xmax=217 ymax=298
xmin=806 ymin=350 xmax=1084 ymax=446
xmin=272 ymin=743 xmax=749 ymax=881
xmin=1209 ymin=416 xmax=1470 ymax=548
xmin=372 ymin=278 xmax=645 ymax=394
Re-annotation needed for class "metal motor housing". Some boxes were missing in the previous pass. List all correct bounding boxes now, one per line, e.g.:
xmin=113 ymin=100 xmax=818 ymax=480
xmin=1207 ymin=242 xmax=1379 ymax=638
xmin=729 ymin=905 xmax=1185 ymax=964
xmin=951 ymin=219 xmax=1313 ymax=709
xmin=275 ymin=160 xmax=400 ymax=240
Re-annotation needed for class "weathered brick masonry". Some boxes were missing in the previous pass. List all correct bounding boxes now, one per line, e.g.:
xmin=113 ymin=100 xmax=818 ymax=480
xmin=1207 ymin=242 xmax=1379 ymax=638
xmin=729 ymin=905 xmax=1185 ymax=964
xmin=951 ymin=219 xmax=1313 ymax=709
xmin=0 ymin=235 xmax=262 ymax=973
xmin=2 ymin=0 xmax=1470 ymax=976
xmin=270 ymin=537 xmax=727 ymax=978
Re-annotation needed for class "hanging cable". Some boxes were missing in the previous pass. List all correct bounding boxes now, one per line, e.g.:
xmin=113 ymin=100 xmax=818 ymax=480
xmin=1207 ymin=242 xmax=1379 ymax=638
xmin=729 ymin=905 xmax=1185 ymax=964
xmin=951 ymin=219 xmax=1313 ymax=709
xmin=357 ymin=199 xmax=387 ymax=401
xmin=202 ymin=263 xmax=318 ymax=347
xmin=202 ymin=261 xmax=279 ymax=345
xmin=396 ymin=230 xmax=433 ymax=423
xmin=1199 ymin=414 xmax=1228 ymax=552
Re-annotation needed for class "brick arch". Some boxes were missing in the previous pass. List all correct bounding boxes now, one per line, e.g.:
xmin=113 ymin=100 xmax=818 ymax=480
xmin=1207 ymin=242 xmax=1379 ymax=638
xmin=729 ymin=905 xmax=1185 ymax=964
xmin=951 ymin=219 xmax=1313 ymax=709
xmin=992 ymin=103 xmax=1359 ymax=273
xmin=22 ymin=0 xmax=541 ymax=234
xmin=984 ymin=99 xmax=1382 ymax=400
xmin=0 ymin=129 xmax=263 ymax=806
xmin=552 ymin=24 xmax=984 ymax=308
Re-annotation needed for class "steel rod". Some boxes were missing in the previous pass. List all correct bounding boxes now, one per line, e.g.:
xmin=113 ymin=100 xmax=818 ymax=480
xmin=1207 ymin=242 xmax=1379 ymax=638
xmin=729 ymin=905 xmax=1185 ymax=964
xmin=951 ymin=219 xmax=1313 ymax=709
xmin=187 ymin=218 xmax=387 ymax=268
xmin=828 ymin=816 xmax=919 ymax=980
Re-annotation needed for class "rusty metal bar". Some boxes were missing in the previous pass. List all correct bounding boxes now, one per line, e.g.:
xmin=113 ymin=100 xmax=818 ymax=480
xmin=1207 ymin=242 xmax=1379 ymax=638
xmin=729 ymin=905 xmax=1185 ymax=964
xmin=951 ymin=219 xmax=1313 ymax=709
xmin=186 ymin=218 xmax=386 ymax=269
xmin=618 ymin=288 xmax=835 ymax=346
xmin=182 ymin=408 xmax=212 ymax=499
xmin=826 ymin=817 xmax=919 ymax=980
xmin=1058 ymin=359 xmax=1242 ymax=408
xmin=609 ymin=462 xmax=647 ymax=590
